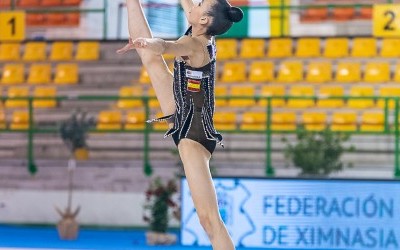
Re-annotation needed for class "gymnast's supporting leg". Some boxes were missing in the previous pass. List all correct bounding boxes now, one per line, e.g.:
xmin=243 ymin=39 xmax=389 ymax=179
xmin=178 ymin=139 xmax=235 ymax=250
xmin=124 ymin=0 xmax=175 ymax=115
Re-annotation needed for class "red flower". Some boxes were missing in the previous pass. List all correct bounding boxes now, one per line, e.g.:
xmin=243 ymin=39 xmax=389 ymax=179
xmin=167 ymin=199 xmax=176 ymax=208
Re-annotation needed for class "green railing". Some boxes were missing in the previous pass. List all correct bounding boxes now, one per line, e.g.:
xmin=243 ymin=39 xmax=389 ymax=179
xmin=1 ymin=0 xmax=108 ymax=39
xmin=1 ymin=95 xmax=400 ymax=178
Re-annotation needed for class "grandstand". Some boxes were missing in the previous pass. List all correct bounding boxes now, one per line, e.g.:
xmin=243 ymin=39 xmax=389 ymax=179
xmin=0 ymin=36 xmax=399 ymax=179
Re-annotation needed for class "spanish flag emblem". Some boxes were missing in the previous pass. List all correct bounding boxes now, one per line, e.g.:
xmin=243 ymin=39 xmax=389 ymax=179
xmin=187 ymin=79 xmax=201 ymax=92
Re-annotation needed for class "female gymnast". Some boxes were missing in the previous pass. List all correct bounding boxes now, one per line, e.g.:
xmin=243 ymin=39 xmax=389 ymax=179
xmin=117 ymin=0 xmax=243 ymax=249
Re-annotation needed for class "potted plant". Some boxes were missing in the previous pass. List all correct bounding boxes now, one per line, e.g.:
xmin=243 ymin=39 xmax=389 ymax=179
xmin=60 ymin=110 xmax=95 ymax=160
xmin=143 ymin=176 xmax=180 ymax=245
xmin=55 ymin=159 xmax=80 ymax=240
xmin=283 ymin=127 xmax=354 ymax=177
xmin=55 ymin=110 xmax=94 ymax=240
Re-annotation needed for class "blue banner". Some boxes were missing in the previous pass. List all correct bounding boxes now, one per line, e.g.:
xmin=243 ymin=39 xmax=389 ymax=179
xmin=181 ymin=178 xmax=400 ymax=249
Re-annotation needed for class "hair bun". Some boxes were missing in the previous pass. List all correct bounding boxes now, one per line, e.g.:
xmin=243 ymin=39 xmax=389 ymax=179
xmin=227 ymin=6 xmax=244 ymax=23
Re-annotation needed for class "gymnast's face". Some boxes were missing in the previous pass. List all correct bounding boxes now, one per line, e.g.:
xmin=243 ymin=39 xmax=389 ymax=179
xmin=188 ymin=0 xmax=214 ymax=26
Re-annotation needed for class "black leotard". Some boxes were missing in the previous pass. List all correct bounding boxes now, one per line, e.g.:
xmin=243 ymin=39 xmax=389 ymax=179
xmin=149 ymin=27 xmax=223 ymax=154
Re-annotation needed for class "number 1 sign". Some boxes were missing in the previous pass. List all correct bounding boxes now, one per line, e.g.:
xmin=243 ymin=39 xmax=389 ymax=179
xmin=373 ymin=4 xmax=400 ymax=37
xmin=0 ymin=11 xmax=26 ymax=41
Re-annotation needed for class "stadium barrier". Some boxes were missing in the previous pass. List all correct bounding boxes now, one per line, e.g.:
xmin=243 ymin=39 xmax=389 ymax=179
xmin=0 ymin=95 xmax=399 ymax=178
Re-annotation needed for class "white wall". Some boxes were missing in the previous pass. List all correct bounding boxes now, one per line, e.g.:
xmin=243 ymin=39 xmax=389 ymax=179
xmin=32 ymin=0 xmax=184 ymax=40
xmin=0 ymin=189 xmax=179 ymax=227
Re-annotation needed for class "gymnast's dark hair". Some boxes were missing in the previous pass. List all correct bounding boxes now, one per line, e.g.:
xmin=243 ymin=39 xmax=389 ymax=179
xmin=206 ymin=0 xmax=244 ymax=36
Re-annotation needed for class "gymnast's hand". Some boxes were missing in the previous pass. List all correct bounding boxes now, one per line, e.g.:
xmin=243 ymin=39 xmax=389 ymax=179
xmin=116 ymin=38 xmax=135 ymax=54
xmin=117 ymin=37 xmax=166 ymax=55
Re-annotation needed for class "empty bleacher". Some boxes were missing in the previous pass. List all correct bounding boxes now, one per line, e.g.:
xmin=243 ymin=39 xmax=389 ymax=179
xmin=0 ymin=36 xmax=398 ymax=175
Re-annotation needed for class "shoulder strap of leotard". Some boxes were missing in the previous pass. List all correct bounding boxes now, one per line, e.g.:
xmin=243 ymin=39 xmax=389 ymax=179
xmin=206 ymin=36 xmax=216 ymax=62
xmin=184 ymin=26 xmax=192 ymax=36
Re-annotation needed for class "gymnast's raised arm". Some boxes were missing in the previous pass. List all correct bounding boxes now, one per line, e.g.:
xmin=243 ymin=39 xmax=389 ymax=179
xmin=128 ymin=36 xmax=198 ymax=57
xmin=180 ymin=0 xmax=195 ymax=19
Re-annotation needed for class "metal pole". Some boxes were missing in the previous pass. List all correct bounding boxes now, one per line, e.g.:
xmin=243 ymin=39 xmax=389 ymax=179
xmin=28 ymin=98 xmax=37 ymax=175
xmin=266 ymin=97 xmax=274 ymax=176
xmin=384 ymin=98 xmax=389 ymax=133
xmin=395 ymin=98 xmax=400 ymax=178
xmin=103 ymin=0 xmax=108 ymax=40
xmin=143 ymin=96 xmax=152 ymax=176
xmin=279 ymin=0 xmax=285 ymax=37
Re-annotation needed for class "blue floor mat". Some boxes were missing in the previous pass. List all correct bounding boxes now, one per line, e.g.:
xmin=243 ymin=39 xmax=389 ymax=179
xmin=0 ymin=225 xmax=267 ymax=250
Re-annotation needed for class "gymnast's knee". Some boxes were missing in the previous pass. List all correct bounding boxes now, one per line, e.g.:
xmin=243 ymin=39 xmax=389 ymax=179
xmin=138 ymin=50 xmax=163 ymax=66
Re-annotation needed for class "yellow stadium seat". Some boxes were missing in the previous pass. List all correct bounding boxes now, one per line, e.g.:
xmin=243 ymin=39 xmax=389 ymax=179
xmin=220 ymin=61 xmax=246 ymax=83
xmin=364 ymin=62 xmax=390 ymax=83
xmin=162 ymin=54 xmax=175 ymax=60
xmin=229 ymin=86 xmax=256 ymax=107
xmin=148 ymin=88 xmax=160 ymax=108
xmin=75 ymin=42 xmax=99 ymax=61
xmin=272 ymin=112 xmax=296 ymax=131
xmin=306 ymin=61 xmax=332 ymax=83
xmin=377 ymin=87 xmax=400 ymax=109
xmin=0 ymin=94 xmax=3 ymax=109
xmin=248 ymin=61 xmax=274 ymax=83
xmin=239 ymin=39 xmax=265 ymax=59
xmin=331 ymin=112 xmax=357 ymax=132
xmin=317 ymin=86 xmax=344 ymax=108
xmin=381 ymin=39 xmax=400 ymax=58
xmin=393 ymin=63 xmax=400 ymax=83
xmin=360 ymin=112 xmax=384 ymax=132
xmin=216 ymin=39 xmax=237 ymax=60
xmin=0 ymin=110 xmax=5 ymax=130
xmin=54 ymin=63 xmax=78 ymax=84
xmin=152 ymin=112 xmax=169 ymax=131
xmin=295 ymin=38 xmax=320 ymax=57
xmin=347 ymin=86 xmax=375 ymax=109
xmin=258 ymin=85 xmax=285 ymax=107
xmin=335 ymin=62 xmax=361 ymax=83
xmin=267 ymin=38 xmax=292 ymax=58
xmin=10 ymin=111 xmax=29 ymax=130
xmin=96 ymin=110 xmax=122 ymax=130
xmin=33 ymin=87 xmax=57 ymax=108
xmin=153 ymin=122 xmax=169 ymax=131
xmin=27 ymin=64 xmax=51 ymax=84
xmin=215 ymin=86 xmax=228 ymax=107
xmin=117 ymin=86 xmax=143 ymax=108
xmin=0 ymin=43 xmax=20 ymax=61
xmin=324 ymin=38 xmax=349 ymax=58
xmin=167 ymin=62 xmax=174 ymax=72
xmin=1 ymin=64 xmax=24 ymax=84
xmin=23 ymin=42 xmax=47 ymax=61
xmin=6 ymin=87 xmax=29 ymax=108
xmin=50 ymin=42 xmax=73 ymax=61
xmin=287 ymin=86 xmax=314 ymax=108
xmin=125 ymin=112 xmax=145 ymax=130
xmin=277 ymin=61 xmax=303 ymax=83
xmin=302 ymin=112 xmax=327 ymax=131
xmin=240 ymin=112 xmax=267 ymax=131
xmin=214 ymin=112 xmax=236 ymax=131
xmin=351 ymin=38 xmax=377 ymax=57
xmin=139 ymin=67 xmax=151 ymax=84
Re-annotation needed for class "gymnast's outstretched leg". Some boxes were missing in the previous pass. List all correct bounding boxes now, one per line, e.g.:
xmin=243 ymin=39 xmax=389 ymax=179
xmin=118 ymin=0 xmax=175 ymax=116
xmin=178 ymin=139 xmax=235 ymax=250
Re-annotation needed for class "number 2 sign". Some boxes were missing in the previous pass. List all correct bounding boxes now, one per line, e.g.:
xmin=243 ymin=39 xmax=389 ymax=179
xmin=0 ymin=11 xmax=26 ymax=41
xmin=374 ymin=4 xmax=400 ymax=37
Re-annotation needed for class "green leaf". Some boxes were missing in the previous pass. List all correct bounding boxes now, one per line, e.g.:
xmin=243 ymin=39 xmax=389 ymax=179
xmin=28 ymin=162 xmax=38 ymax=175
